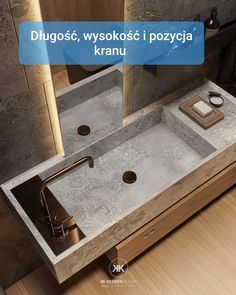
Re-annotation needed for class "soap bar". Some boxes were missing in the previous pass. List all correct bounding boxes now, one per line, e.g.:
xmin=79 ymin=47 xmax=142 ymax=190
xmin=193 ymin=101 xmax=213 ymax=117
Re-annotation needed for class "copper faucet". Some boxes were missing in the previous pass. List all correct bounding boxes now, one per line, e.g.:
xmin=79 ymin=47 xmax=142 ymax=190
xmin=39 ymin=156 xmax=94 ymax=240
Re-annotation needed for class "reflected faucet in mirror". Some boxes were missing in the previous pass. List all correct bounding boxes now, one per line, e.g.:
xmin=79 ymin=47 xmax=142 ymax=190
xmin=39 ymin=156 xmax=94 ymax=240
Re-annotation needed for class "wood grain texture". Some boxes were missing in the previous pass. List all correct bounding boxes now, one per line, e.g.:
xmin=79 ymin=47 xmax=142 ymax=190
xmin=52 ymin=69 xmax=70 ymax=92
xmin=179 ymin=96 xmax=224 ymax=130
xmin=40 ymin=0 xmax=124 ymax=83
xmin=106 ymin=162 xmax=236 ymax=264
xmin=6 ymin=186 xmax=236 ymax=295
xmin=40 ymin=0 xmax=124 ymax=21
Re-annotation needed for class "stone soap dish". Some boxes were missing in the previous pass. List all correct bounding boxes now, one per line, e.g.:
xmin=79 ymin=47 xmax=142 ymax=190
xmin=179 ymin=96 xmax=224 ymax=130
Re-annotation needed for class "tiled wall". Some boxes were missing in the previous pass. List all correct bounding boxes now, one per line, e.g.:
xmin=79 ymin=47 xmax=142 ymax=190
xmin=124 ymin=0 xmax=236 ymax=116
xmin=0 ymin=0 xmax=56 ymax=184
xmin=0 ymin=0 xmax=57 ymax=288
xmin=0 ymin=0 xmax=235 ymax=289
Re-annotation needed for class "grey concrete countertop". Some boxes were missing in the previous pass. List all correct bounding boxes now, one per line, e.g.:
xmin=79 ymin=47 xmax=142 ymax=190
xmin=48 ymin=122 xmax=203 ymax=239
xmin=56 ymin=66 xmax=123 ymax=155
xmin=1 ymin=79 xmax=236 ymax=283
xmin=165 ymin=80 xmax=236 ymax=150
xmin=60 ymin=86 xmax=122 ymax=155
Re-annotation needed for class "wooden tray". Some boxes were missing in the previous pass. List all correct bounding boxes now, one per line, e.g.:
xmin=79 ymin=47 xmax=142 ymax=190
xmin=179 ymin=96 xmax=224 ymax=130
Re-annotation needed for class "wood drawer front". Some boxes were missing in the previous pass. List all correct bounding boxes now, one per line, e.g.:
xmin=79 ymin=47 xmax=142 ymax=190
xmin=106 ymin=162 xmax=236 ymax=264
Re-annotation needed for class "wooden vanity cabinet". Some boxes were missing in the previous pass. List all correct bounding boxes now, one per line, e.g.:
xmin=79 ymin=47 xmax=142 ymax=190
xmin=106 ymin=162 xmax=236 ymax=265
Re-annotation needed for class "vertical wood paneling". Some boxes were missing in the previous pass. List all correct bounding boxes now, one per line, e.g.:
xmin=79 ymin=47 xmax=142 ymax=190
xmin=40 ymin=0 xmax=124 ymax=21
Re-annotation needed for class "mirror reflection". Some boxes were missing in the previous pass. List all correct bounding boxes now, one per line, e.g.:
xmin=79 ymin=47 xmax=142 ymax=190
xmin=39 ymin=0 xmax=124 ymax=155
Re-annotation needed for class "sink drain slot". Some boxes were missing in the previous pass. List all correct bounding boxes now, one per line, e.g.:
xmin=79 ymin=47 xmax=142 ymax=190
xmin=77 ymin=125 xmax=91 ymax=136
xmin=122 ymin=171 xmax=137 ymax=184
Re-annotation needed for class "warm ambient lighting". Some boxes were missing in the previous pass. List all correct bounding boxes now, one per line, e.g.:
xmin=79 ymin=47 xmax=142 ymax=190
xmin=43 ymin=81 xmax=64 ymax=155
xmin=30 ymin=0 xmax=64 ymax=155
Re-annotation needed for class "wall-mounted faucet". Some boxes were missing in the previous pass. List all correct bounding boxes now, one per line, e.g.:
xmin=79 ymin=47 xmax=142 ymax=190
xmin=39 ymin=156 xmax=94 ymax=240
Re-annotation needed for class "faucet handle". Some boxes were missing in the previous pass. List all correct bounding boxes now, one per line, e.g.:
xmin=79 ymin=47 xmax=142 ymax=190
xmin=52 ymin=215 xmax=74 ymax=240
xmin=38 ymin=156 xmax=94 ymax=240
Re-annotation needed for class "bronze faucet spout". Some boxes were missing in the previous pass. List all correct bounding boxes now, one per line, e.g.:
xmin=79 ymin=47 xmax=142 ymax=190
xmin=39 ymin=156 xmax=94 ymax=239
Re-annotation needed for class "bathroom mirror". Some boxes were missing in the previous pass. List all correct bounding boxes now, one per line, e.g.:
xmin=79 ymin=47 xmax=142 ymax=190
xmin=38 ymin=0 xmax=124 ymax=155
xmin=39 ymin=0 xmax=124 ymax=89
xmin=38 ymin=0 xmax=235 ymax=155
